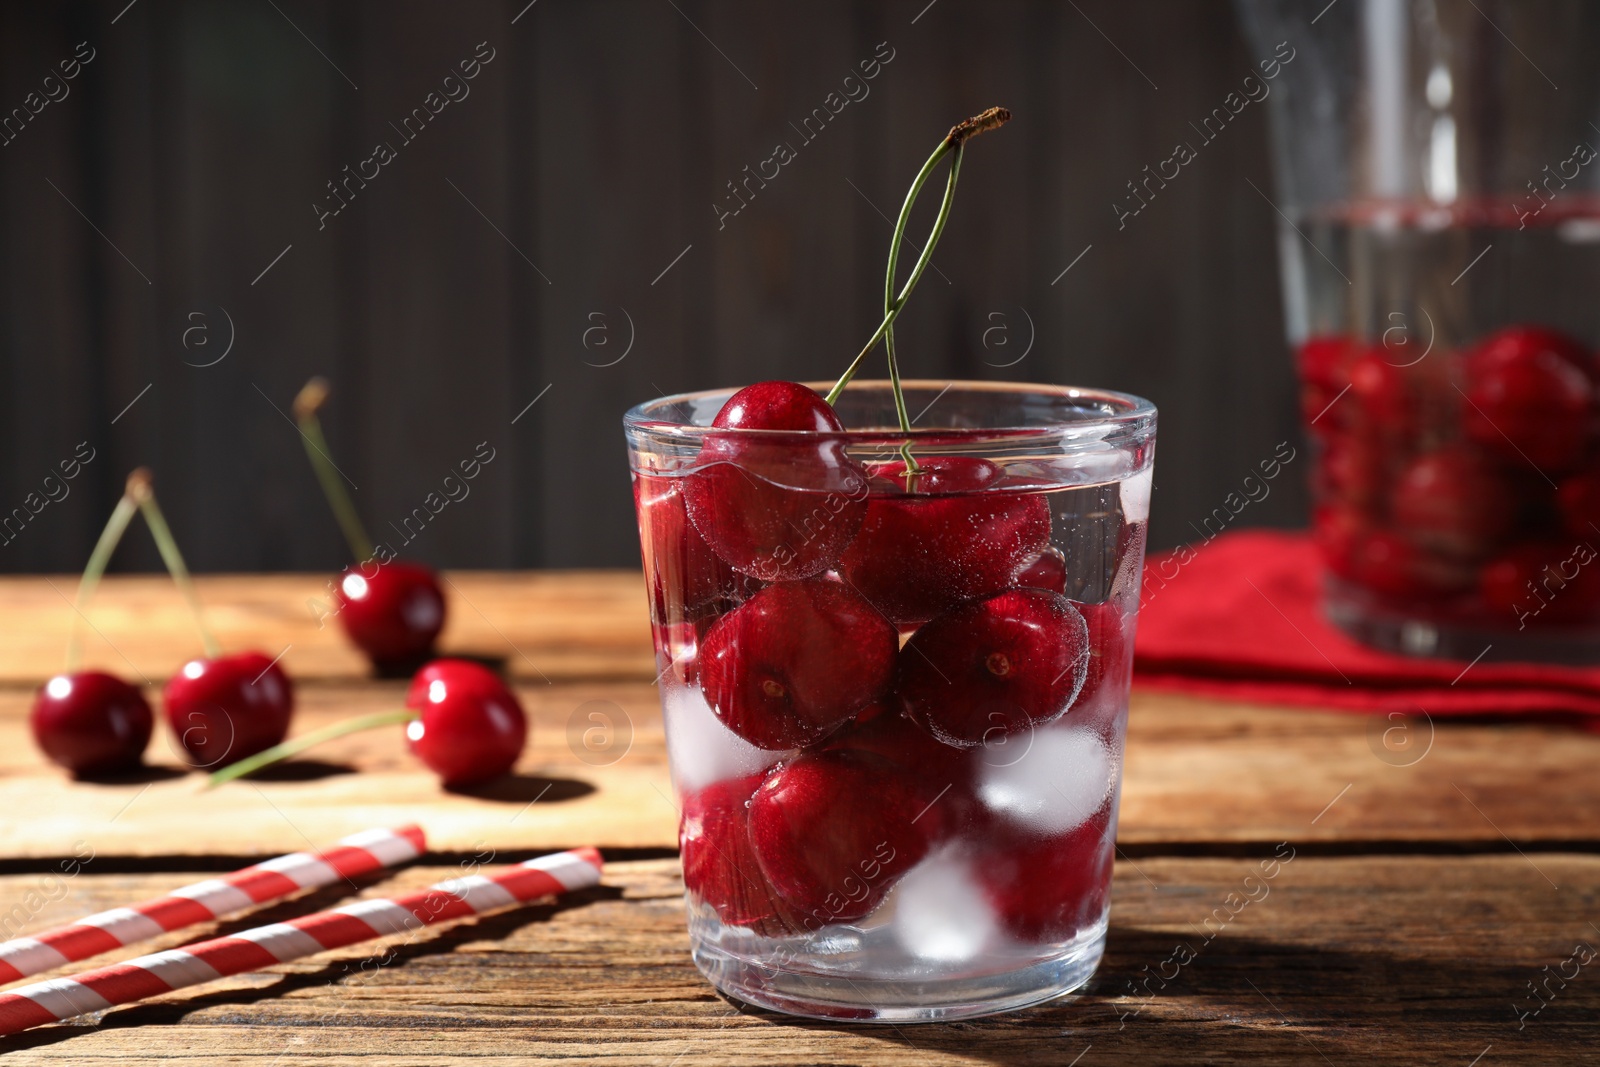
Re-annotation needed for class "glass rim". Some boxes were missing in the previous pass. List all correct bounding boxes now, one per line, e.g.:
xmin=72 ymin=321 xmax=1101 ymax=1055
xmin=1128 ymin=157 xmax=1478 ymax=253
xmin=623 ymin=379 xmax=1157 ymax=445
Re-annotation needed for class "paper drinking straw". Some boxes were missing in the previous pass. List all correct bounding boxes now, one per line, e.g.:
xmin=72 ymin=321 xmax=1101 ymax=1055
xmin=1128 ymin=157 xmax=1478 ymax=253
xmin=0 ymin=848 xmax=602 ymax=1037
xmin=0 ymin=826 xmax=427 ymax=985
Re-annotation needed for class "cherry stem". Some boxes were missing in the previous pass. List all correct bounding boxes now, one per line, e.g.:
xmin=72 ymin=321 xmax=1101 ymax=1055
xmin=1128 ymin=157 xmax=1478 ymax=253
xmin=127 ymin=469 xmax=222 ymax=660
xmin=826 ymin=106 xmax=1009 ymax=412
xmin=885 ymin=146 xmax=964 ymax=474
xmin=294 ymin=378 xmax=375 ymax=563
xmin=65 ymin=491 xmax=140 ymax=671
xmin=826 ymin=144 xmax=962 ymax=407
xmin=206 ymin=708 xmax=419 ymax=788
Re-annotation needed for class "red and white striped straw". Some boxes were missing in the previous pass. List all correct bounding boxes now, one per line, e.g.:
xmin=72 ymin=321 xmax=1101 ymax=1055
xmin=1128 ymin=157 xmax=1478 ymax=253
xmin=0 ymin=848 xmax=602 ymax=1037
xmin=0 ymin=825 xmax=426 ymax=985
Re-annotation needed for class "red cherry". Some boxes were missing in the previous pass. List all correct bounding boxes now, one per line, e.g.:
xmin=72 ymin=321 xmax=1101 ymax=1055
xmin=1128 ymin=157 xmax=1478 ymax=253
xmin=698 ymin=579 xmax=897 ymax=750
xmin=1072 ymin=600 xmax=1127 ymax=710
xmin=1297 ymin=335 xmax=1355 ymax=431
xmin=31 ymin=671 xmax=153 ymax=777
xmin=1348 ymin=532 xmax=1419 ymax=597
xmin=1347 ymin=350 xmax=1414 ymax=434
xmin=1313 ymin=504 xmax=1367 ymax=579
xmin=1391 ymin=446 xmax=1519 ymax=560
xmin=823 ymin=704 xmax=974 ymax=832
xmin=825 ymin=703 xmax=967 ymax=778
xmin=681 ymin=382 xmax=868 ymax=581
xmin=1462 ymin=326 xmax=1594 ymax=473
xmin=163 ymin=652 xmax=294 ymax=768
xmin=976 ymin=807 xmax=1114 ymax=942
xmin=748 ymin=748 xmax=945 ymax=925
xmin=1557 ymin=470 xmax=1600 ymax=541
xmin=707 ymin=381 xmax=843 ymax=433
xmin=1475 ymin=325 xmax=1595 ymax=382
xmin=1347 ymin=531 xmax=1473 ymax=599
xmin=1479 ymin=542 xmax=1600 ymax=625
xmin=897 ymin=588 xmax=1090 ymax=747
xmin=634 ymin=474 xmax=758 ymax=624
xmin=1316 ymin=437 xmax=1387 ymax=511
xmin=404 ymin=659 xmax=527 ymax=786
xmin=335 ymin=560 xmax=446 ymax=670
xmin=680 ymin=772 xmax=803 ymax=936
xmin=836 ymin=457 xmax=1051 ymax=625
xmin=1014 ymin=545 xmax=1068 ymax=594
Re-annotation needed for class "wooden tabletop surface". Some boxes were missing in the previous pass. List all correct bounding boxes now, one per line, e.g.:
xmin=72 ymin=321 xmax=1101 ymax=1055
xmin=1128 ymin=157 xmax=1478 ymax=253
xmin=0 ymin=572 xmax=1596 ymax=1064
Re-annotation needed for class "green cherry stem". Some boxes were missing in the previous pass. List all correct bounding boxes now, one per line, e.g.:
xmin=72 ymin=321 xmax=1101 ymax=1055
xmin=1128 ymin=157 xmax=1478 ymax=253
xmin=885 ymin=146 xmax=965 ymax=472
xmin=825 ymin=145 xmax=962 ymax=406
xmin=294 ymin=377 xmax=375 ymax=563
xmin=826 ymin=106 xmax=1009 ymax=409
xmin=64 ymin=489 xmax=141 ymax=671
xmin=206 ymin=708 xmax=419 ymax=788
xmin=127 ymin=469 xmax=222 ymax=660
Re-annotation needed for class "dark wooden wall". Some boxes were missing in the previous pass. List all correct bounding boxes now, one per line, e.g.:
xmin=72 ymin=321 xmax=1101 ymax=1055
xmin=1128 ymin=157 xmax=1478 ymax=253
xmin=0 ymin=0 xmax=1305 ymax=574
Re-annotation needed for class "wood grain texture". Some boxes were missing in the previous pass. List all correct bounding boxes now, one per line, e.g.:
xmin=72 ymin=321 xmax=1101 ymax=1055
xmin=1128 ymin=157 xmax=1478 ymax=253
xmin=2 ymin=570 xmax=1598 ymax=1060
xmin=0 ymin=856 xmax=1594 ymax=1064
xmin=0 ymin=571 xmax=654 ymax=685
xmin=4 ymin=677 xmax=1599 ymax=859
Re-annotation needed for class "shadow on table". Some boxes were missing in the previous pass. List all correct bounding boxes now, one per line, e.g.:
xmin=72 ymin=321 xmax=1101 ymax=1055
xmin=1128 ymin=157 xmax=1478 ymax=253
xmin=240 ymin=758 xmax=356 ymax=783
xmin=445 ymin=773 xmax=595 ymax=804
xmin=63 ymin=761 xmax=354 ymax=786
xmin=371 ymin=651 xmax=508 ymax=680
xmin=69 ymin=765 xmax=188 ymax=786
xmin=720 ymin=924 xmax=1564 ymax=1064
xmin=0 ymin=883 xmax=623 ymax=1053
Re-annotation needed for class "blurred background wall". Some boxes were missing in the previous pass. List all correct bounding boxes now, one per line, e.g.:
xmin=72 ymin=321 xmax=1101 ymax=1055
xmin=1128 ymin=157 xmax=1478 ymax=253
xmin=0 ymin=0 xmax=1305 ymax=574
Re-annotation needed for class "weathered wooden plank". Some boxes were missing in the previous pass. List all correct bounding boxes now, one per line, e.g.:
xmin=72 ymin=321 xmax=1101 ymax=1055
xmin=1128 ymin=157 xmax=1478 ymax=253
xmin=0 ymin=571 xmax=655 ymax=685
xmin=0 ymin=855 xmax=1592 ymax=1064
xmin=0 ymin=680 xmax=674 ymax=859
xmin=4 ymin=680 xmax=1599 ymax=859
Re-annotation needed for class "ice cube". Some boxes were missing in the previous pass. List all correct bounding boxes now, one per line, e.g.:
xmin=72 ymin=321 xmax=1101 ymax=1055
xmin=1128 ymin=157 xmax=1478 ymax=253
xmin=1120 ymin=466 xmax=1152 ymax=525
xmin=889 ymin=846 xmax=997 ymax=962
xmin=662 ymin=682 xmax=789 ymax=793
xmin=1072 ymin=671 xmax=1129 ymax=733
xmin=977 ymin=724 xmax=1112 ymax=836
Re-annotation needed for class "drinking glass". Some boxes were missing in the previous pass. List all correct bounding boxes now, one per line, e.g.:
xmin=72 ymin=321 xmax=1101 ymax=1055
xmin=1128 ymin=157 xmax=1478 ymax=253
xmin=624 ymin=380 xmax=1156 ymax=1021
xmin=1241 ymin=0 xmax=1600 ymax=661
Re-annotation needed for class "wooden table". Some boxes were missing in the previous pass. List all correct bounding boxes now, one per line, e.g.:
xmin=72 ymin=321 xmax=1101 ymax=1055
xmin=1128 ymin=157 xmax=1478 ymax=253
xmin=0 ymin=573 xmax=1595 ymax=1064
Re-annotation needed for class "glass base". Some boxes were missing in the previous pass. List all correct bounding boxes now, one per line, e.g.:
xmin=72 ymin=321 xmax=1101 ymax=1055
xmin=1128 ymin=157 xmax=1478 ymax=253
xmin=1324 ymin=578 xmax=1600 ymax=664
xmin=689 ymin=916 xmax=1107 ymax=1023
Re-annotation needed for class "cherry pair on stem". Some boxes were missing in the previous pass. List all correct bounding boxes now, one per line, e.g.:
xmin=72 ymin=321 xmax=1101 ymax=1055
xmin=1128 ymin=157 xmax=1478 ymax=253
xmin=669 ymin=106 xmax=1097 ymax=776
xmin=33 ymin=469 xmax=525 ymax=788
xmin=32 ymin=469 xmax=292 ymax=777
xmin=662 ymin=106 xmax=1120 ymax=941
xmin=205 ymin=657 xmax=526 ymax=790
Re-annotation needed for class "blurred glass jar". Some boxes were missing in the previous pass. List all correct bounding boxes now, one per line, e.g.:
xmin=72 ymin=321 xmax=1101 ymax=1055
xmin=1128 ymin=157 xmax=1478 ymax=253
xmin=1240 ymin=0 xmax=1600 ymax=661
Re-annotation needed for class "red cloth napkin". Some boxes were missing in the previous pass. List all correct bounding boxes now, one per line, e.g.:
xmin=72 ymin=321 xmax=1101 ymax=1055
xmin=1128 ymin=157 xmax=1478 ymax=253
xmin=1132 ymin=530 xmax=1600 ymax=718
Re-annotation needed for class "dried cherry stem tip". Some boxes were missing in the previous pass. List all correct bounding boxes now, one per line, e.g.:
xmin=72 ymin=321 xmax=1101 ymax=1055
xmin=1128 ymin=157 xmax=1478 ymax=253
xmin=125 ymin=467 xmax=153 ymax=500
xmin=294 ymin=377 xmax=375 ymax=563
xmin=206 ymin=708 xmax=419 ymax=788
xmin=293 ymin=377 xmax=330 ymax=421
xmin=129 ymin=469 xmax=222 ymax=660
xmin=948 ymin=106 xmax=1011 ymax=146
